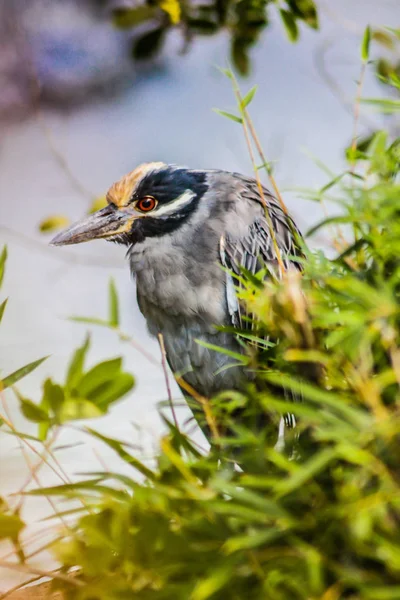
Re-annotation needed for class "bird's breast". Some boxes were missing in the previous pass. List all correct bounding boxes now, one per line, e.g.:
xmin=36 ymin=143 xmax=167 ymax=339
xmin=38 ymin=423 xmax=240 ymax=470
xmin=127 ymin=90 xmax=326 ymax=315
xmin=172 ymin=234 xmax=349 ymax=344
xmin=130 ymin=237 xmax=227 ymax=327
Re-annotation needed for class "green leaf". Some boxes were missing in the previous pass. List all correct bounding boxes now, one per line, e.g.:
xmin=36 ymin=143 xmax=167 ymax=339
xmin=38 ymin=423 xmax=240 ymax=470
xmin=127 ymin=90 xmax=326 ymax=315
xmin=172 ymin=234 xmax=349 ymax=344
xmin=212 ymin=109 xmax=243 ymax=124
xmin=89 ymin=373 xmax=135 ymax=409
xmin=59 ymin=399 xmax=104 ymax=422
xmin=280 ymin=9 xmax=299 ymax=42
xmin=108 ymin=279 xmax=119 ymax=327
xmin=0 ymin=246 xmax=7 ymax=289
xmin=0 ymin=298 xmax=8 ymax=324
xmin=0 ymin=356 xmax=48 ymax=391
xmin=112 ymin=6 xmax=156 ymax=28
xmin=39 ymin=215 xmax=70 ymax=233
xmin=240 ymin=85 xmax=258 ymax=109
xmin=217 ymin=67 xmax=234 ymax=81
xmin=195 ymin=339 xmax=248 ymax=363
xmin=86 ymin=428 xmax=156 ymax=480
xmin=77 ymin=357 xmax=123 ymax=397
xmin=69 ymin=316 xmax=111 ymax=327
xmin=43 ymin=379 xmax=64 ymax=417
xmin=66 ymin=335 xmax=90 ymax=390
xmin=20 ymin=398 xmax=49 ymax=423
xmin=191 ymin=567 xmax=232 ymax=600
xmin=224 ymin=528 xmax=283 ymax=553
xmin=361 ymin=25 xmax=371 ymax=61
xmin=361 ymin=98 xmax=400 ymax=113
xmin=0 ymin=513 xmax=25 ymax=540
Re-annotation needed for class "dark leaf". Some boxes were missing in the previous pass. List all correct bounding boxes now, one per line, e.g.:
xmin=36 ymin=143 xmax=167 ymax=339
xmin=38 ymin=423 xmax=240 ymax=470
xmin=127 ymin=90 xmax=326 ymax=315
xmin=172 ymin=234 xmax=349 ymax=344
xmin=279 ymin=9 xmax=298 ymax=42
xmin=132 ymin=28 xmax=166 ymax=60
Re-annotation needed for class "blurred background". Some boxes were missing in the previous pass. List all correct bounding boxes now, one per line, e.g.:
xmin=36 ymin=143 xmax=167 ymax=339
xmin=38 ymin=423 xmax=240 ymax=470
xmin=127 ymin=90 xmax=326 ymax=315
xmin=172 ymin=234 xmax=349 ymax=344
xmin=0 ymin=0 xmax=399 ymax=590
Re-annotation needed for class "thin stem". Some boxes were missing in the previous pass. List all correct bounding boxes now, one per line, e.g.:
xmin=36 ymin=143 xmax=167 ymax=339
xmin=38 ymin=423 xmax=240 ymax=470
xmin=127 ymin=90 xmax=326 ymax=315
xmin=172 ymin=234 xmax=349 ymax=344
xmin=175 ymin=376 xmax=220 ymax=442
xmin=0 ymin=561 xmax=83 ymax=588
xmin=350 ymin=60 xmax=368 ymax=175
xmin=158 ymin=333 xmax=179 ymax=431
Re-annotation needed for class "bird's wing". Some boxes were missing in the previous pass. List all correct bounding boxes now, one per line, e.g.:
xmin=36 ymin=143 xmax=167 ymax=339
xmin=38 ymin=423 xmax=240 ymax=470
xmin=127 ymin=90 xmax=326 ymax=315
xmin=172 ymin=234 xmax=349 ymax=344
xmin=219 ymin=179 xmax=303 ymax=440
xmin=219 ymin=178 xmax=303 ymax=332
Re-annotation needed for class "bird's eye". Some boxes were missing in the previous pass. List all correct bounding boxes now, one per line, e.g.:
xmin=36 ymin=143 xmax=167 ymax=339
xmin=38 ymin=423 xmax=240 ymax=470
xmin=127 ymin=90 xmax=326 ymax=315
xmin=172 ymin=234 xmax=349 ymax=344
xmin=136 ymin=196 xmax=157 ymax=212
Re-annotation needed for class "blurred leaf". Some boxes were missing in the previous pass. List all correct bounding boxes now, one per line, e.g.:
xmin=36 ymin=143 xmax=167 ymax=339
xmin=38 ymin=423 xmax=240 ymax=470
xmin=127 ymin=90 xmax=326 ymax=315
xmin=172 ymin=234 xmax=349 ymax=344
xmin=69 ymin=316 xmax=111 ymax=327
xmin=361 ymin=98 xmax=400 ymax=112
xmin=240 ymin=85 xmax=258 ymax=109
xmin=231 ymin=39 xmax=250 ymax=76
xmin=280 ymin=9 xmax=299 ymax=42
xmin=191 ymin=567 xmax=232 ymax=600
xmin=385 ymin=27 xmax=400 ymax=40
xmin=132 ymin=28 xmax=166 ymax=60
xmin=19 ymin=398 xmax=49 ymax=424
xmin=39 ymin=215 xmax=70 ymax=233
xmin=0 ymin=246 xmax=7 ymax=289
xmin=224 ymin=527 xmax=282 ymax=553
xmin=187 ymin=18 xmax=219 ymax=34
xmin=361 ymin=25 xmax=371 ymax=62
xmin=372 ymin=30 xmax=395 ymax=50
xmin=86 ymin=428 xmax=156 ymax=480
xmin=0 ymin=513 xmax=25 ymax=541
xmin=218 ymin=67 xmax=235 ymax=81
xmin=0 ymin=356 xmax=48 ymax=391
xmin=159 ymin=0 xmax=181 ymax=24
xmin=112 ymin=6 xmax=156 ymax=28
xmin=212 ymin=109 xmax=243 ymax=124
xmin=66 ymin=335 xmax=90 ymax=390
xmin=195 ymin=339 xmax=248 ymax=362
xmin=288 ymin=0 xmax=318 ymax=28
xmin=59 ymin=399 xmax=104 ymax=422
xmin=0 ymin=298 xmax=8 ymax=324
xmin=87 ymin=196 xmax=107 ymax=214
xmin=77 ymin=357 xmax=123 ymax=397
xmin=43 ymin=378 xmax=64 ymax=418
xmin=108 ymin=279 xmax=119 ymax=328
xmin=89 ymin=372 xmax=135 ymax=409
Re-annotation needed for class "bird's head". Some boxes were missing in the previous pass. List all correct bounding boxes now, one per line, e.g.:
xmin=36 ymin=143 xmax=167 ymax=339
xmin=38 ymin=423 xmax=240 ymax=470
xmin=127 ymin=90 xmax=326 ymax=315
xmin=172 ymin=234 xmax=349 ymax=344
xmin=50 ymin=163 xmax=209 ymax=247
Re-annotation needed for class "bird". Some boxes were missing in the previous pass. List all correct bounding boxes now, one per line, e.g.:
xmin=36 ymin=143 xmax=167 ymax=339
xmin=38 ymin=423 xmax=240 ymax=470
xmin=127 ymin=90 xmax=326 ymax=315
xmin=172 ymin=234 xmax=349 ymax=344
xmin=51 ymin=163 xmax=303 ymax=442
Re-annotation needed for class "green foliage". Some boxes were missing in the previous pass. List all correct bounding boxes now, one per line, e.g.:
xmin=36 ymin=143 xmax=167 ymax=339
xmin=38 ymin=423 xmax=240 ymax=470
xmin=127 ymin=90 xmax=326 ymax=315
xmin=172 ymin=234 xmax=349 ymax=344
xmin=15 ymin=336 xmax=135 ymax=441
xmin=3 ymin=38 xmax=400 ymax=600
xmin=112 ymin=0 xmax=318 ymax=74
xmin=10 ymin=76 xmax=398 ymax=600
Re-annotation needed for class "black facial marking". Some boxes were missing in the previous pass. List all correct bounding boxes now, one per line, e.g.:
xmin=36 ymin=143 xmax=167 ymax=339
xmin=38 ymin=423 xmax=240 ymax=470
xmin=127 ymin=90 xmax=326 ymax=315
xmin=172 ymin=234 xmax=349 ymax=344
xmin=113 ymin=167 xmax=208 ymax=246
xmin=132 ymin=167 xmax=207 ymax=206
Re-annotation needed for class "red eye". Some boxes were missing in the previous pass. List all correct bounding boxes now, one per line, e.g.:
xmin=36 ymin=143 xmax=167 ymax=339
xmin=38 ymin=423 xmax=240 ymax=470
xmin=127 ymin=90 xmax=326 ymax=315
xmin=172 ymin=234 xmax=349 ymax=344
xmin=136 ymin=196 xmax=157 ymax=212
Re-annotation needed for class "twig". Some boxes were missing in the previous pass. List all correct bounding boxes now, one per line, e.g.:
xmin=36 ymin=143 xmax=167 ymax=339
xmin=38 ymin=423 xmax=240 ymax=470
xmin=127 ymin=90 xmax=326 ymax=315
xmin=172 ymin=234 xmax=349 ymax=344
xmin=350 ymin=59 xmax=368 ymax=175
xmin=157 ymin=333 xmax=179 ymax=431
xmin=229 ymin=74 xmax=286 ymax=276
xmin=175 ymin=376 xmax=220 ymax=442
xmin=0 ymin=561 xmax=83 ymax=588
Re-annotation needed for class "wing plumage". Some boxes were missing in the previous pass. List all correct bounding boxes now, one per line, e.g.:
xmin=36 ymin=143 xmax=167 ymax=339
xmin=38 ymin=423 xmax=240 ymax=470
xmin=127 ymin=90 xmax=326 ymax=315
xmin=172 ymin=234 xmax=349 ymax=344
xmin=219 ymin=176 xmax=303 ymax=442
xmin=219 ymin=176 xmax=303 ymax=332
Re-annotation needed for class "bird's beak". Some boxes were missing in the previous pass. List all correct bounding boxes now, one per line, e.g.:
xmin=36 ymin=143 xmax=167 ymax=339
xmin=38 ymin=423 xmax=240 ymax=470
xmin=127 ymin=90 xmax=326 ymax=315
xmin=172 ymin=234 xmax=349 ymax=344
xmin=50 ymin=204 xmax=135 ymax=246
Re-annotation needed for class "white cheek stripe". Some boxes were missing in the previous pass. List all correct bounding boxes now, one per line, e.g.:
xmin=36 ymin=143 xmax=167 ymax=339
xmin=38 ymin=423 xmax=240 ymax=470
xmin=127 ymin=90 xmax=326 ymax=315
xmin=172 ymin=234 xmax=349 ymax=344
xmin=149 ymin=189 xmax=196 ymax=217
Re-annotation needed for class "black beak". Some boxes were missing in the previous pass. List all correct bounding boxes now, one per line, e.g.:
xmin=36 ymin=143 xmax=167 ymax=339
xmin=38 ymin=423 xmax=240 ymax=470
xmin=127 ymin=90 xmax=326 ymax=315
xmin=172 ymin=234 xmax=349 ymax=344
xmin=50 ymin=205 xmax=135 ymax=246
